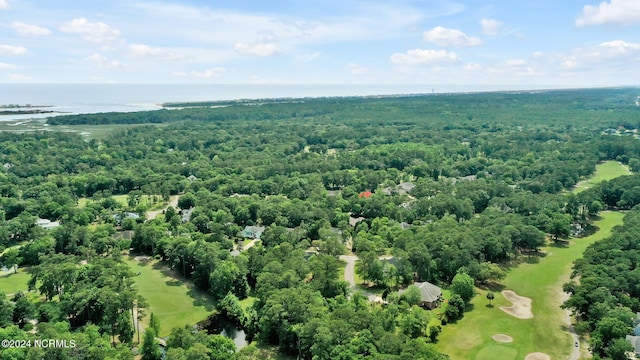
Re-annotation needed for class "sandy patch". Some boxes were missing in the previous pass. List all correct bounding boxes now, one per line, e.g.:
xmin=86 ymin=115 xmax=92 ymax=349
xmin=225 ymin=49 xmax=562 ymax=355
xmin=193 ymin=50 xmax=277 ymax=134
xmin=500 ymin=290 xmax=533 ymax=319
xmin=524 ymin=352 xmax=550 ymax=360
xmin=134 ymin=255 xmax=151 ymax=262
xmin=492 ymin=334 xmax=513 ymax=343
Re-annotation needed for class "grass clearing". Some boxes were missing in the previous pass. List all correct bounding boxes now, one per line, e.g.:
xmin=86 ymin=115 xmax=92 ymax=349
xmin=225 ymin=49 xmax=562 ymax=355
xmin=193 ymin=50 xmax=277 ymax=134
xmin=572 ymin=160 xmax=630 ymax=193
xmin=78 ymin=194 xmax=165 ymax=209
xmin=435 ymin=211 xmax=625 ymax=359
xmin=0 ymin=267 xmax=31 ymax=295
xmin=124 ymin=256 xmax=215 ymax=337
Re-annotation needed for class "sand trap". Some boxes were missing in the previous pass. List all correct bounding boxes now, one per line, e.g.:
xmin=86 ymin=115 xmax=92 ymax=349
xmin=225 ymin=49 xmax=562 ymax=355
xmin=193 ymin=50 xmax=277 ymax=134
xmin=492 ymin=334 xmax=513 ymax=343
xmin=500 ymin=290 xmax=533 ymax=319
xmin=524 ymin=352 xmax=550 ymax=360
xmin=134 ymin=255 xmax=151 ymax=262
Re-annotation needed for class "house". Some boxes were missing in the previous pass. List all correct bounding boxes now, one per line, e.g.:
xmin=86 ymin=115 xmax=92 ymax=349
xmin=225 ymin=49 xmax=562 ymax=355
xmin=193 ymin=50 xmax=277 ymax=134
xmin=626 ymin=335 xmax=640 ymax=356
xmin=241 ymin=226 xmax=265 ymax=239
xmin=398 ymin=282 xmax=443 ymax=309
xmin=180 ymin=207 xmax=194 ymax=223
xmin=349 ymin=216 xmax=365 ymax=227
xmin=112 ymin=212 xmax=140 ymax=226
xmin=35 ymin=218 xmax=60 ymax=230
xmin=187 ymin=175 xmax=198 ymax=182
xmin=358 ymin=191 xmax=372 ymax=199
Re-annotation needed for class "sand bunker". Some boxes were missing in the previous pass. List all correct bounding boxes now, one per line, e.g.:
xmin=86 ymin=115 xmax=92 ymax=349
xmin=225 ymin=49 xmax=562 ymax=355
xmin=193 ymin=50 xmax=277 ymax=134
xmin=134 ymin=255 xmax=151 ymax=262
xmin=500 ymin=290 xmax=533 ymax=319
xmin=524 ymin=352 xmax=550 ymax=360
xmin=492 ymin=334 xmax=513 ymax=343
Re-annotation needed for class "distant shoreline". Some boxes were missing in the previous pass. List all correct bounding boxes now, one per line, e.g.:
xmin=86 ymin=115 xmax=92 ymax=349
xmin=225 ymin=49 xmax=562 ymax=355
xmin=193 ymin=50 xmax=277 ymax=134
xmin=0 ymin=109 xmax=58 ymax=116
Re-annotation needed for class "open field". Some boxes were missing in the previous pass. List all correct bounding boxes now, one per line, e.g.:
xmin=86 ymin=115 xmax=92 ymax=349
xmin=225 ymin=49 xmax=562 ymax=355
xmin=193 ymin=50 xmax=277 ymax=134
xmin=0 ymin=267 xmax=31 ymax=295
xmin=435 ymin=211 xmax=625 ymax=359
xmin=78 ymin=194 xmax=166 ymax=210
xmin=572 ymin=160 xmax=630 ymax=193
xmin=124 ymin=256 xmax=216 ymax=338
xmin=0 ymin=119 xmax=169 ymax=139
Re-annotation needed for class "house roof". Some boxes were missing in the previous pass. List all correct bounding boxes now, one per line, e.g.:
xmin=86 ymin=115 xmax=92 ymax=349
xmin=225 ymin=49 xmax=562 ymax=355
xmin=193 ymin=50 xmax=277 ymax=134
xmin=241 ymin=226 xmax=266 ymax=239
xmin=358 ymin=191 xmax=372 ymax=198
xmin=626 ymin=335 xmax=640 ymax=354
xmin=35 ymin=218 xmax=60 ymax=229
xmin=399 ymin=282 xmax=442 ymax=303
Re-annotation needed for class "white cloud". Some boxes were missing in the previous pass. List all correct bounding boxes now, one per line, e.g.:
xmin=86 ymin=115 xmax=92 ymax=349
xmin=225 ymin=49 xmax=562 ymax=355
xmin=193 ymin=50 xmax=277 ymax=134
xmin=234 ymin=42 xmax=282 ymax=56
xmin=553 ymin=40 xmax=640 ymax=71
xmin=600 ymin=39 xmax=640 ymax=52
xmin=0 ymin=62 xmax=17 ymax=69
xmin=191 ymin=67 xmax=228 ymax=78
xmin=10 ymin=22 xmax=51 ymax=36
xmin=505 ymin=59 xmax=527 ymax=67
xmin=0 ymin=0 xmax=8 ymax=10
xmin=480 ymin=19 xmax=503 ymax=35
xmin=346 ymin=63 xmax=368 ymax=75
xmin=0 ymin=45 xmax=28 ymax=55
xmin=390 ymin=49 xmax=459 ymax=65
xmin=60 ymin=18 xmax=121 ymax=42
xmin=576 ymin=0 xmax=640 ymax=26
xmin=423 ymin=26 xmax=483 ymax=47
xmin=128 ymin=44 xmax=184 ymax=61
xmin=85 ymin=53 xmax=125 ymax=69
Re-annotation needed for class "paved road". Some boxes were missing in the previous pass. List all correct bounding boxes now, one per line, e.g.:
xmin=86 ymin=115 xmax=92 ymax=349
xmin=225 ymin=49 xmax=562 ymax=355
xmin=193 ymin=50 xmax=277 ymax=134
xmin=561 ymin=291 xmax=581 ymax=360
xmin=338 ymin=255 xmax=382 ymax=302
xmin=146 ymin=195 xmax=180 ymax=221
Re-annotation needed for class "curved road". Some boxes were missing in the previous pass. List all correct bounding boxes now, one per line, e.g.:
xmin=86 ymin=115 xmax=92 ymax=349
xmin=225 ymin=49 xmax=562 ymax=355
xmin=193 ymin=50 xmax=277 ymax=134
xmin=338 ymin=255 xmax=382 ymax=302
xmin=146 ymin=195 xmax=180 ymax=221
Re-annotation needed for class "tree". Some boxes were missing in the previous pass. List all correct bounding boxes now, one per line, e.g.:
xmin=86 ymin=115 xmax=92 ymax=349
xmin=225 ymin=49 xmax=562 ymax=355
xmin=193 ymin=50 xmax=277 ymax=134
xmin=444 ymin=294 xmax=465 ymax=322
xmin=218 ymin=293 xmax=244 ymax=325
xmin=486 ymin=292 xmax=495 ymax=306
xmin=12 ymin=292 xmax=36 ymax=327
xmin=549 ymin=213 xmax=571 ymax=240
xmin=428 ymin=325 xmax=441 ymax=343
xmin=149 ymin=313 xmax=160 ymax=337
xmin=400 ymin=306 xmax=430 ymax=338
xmin=141 ymin=328 xmax=161 ymax=360
xmin=451 ymin=272 xmax=475 ymax=303
xmin=400 ymin=285 xmax=423 ymax=306
xmin=117 ymin=312 xmax=134 ymax=344
xmin=178 ymin=193 xmax=196 ymax=210
xmin=476 ymin=262 xmax=506 ymax=284
xmin=2 ymin=248 xmax=21 ymax=273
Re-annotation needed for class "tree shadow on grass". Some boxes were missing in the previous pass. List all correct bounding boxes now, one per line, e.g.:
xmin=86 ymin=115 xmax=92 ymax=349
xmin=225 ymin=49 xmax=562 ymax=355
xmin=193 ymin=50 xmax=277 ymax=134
xmin=464 ymin=303 xmax=475 ymax=313
xmin=477 ymin=282 xmax=505 ymax=292
xmin=165 ymin=280 xmax=182 ymax=287
xmin=551 ymin=240 xmax=570 ymax=248
xmin=188 ymin=288 xmax=216 ymax=311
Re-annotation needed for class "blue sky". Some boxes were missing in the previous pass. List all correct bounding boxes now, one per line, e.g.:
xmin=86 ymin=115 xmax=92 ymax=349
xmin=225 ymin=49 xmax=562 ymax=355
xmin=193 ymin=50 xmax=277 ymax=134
xmin=0 ymin=0 xmax=639 ymax=87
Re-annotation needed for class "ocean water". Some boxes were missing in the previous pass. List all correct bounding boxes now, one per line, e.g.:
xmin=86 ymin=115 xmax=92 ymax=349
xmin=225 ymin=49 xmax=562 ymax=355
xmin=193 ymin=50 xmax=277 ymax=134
xmin=0 ymin=83 xmax=522 ymax=122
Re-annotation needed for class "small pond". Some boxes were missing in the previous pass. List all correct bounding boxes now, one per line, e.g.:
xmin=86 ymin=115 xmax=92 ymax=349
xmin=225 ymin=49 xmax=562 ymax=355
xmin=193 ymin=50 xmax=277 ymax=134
xmin=198 ymin=314 xmax=248 ymax=350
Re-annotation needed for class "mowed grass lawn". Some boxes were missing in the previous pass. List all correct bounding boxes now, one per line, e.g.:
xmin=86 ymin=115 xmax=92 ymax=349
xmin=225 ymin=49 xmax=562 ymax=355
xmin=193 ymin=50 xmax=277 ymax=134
xmin=0 ymin=267 xmax=31 ymax=295
xmin=124 ymin=256 xmax=216 ymax=338
xmin=572 ymin=160 xmax=630 ymax=193
xmin=436 ymin=211 xmax=625 ymax=360
xmin=78 ymin=194 xmax=165 ymax=209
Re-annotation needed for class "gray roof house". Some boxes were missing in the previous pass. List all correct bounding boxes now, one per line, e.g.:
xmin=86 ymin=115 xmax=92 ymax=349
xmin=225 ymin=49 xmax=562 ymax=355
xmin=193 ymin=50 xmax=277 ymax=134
xmin=626 ymin=335 xmax=640 ymax=356
xmin=241 ymin=226 xmax=265 ymax=239
xmin=398 ymin=282 xmax=443 ymax=309
xmin=112 ymin=212 xmax=140 ymax=226
xmin=35 ymin=218 xmax=60 ymax=230
xmin=180 ymin=208 xmax=194 ymax=223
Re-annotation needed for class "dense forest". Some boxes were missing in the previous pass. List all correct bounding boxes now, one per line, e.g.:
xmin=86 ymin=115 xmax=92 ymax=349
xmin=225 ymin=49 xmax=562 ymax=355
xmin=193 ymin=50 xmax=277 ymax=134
xmin=1 ymin=88 xmax=640 ymax=359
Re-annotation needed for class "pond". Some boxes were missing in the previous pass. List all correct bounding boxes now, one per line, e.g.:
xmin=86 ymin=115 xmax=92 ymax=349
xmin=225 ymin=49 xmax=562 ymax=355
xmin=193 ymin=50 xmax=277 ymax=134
xmin=198 ymin=314 xmax=249 ymax=350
